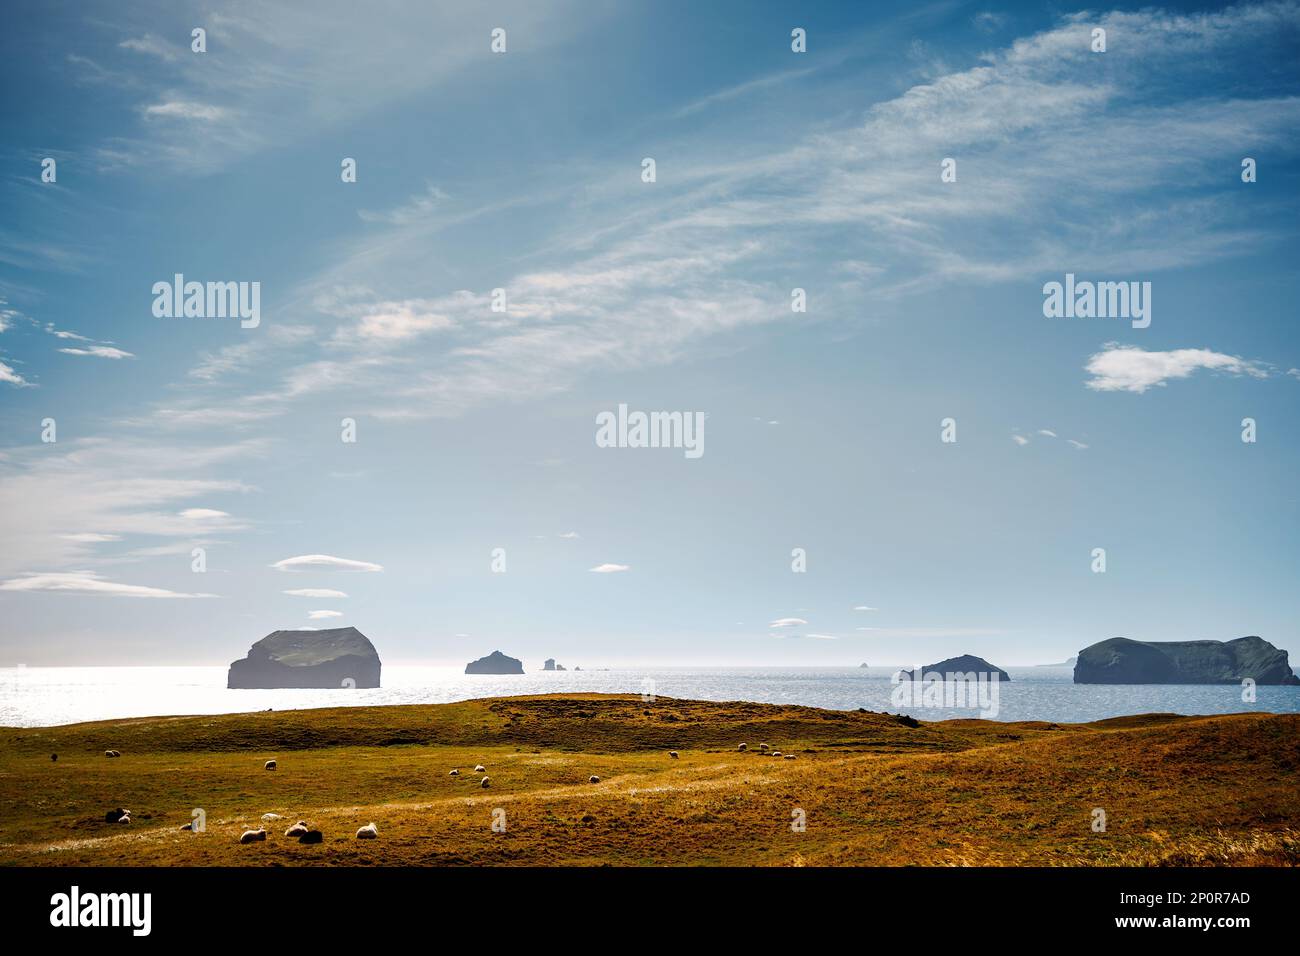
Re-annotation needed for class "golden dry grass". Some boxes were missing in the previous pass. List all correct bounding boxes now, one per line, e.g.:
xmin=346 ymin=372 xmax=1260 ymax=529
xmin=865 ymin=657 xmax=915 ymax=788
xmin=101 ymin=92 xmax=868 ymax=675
xmin=0 ymin=694 xmax=1295 ymax=866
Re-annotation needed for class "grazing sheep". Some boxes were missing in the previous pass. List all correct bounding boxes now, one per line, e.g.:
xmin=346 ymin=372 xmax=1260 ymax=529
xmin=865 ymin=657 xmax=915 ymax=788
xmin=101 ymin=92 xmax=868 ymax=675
xmin=668 ymin=751 xmax=679 ymax=759
xmin=104 ymin=808 xmax=129 ymax=823
xmin=356 ymin=823 xmax=378 ymax=840
xmin=783 ymin=754 xmax=796 ymax=760
xmin=264 ymin=759 xmax=277 ymax=771
xmin=758 ymin=743 xmax=770 ymax=752
xmin=474 ymin=764 xmax=486 ymax=773
xmin=737 ymin=743 xmax=747 ymax=751
xmin=104 ymin=750 xmax=120 ymax=758
xmin=117 ymin=814 xmax=131 ymax=825
xmin=589 ymin=774 xmax=601 ymax=784
xmin=239 ymin=828 xmax=267 ymax=844
xmin=480 ymin=777 xmax=490 ymax=788
xmin=285 ymin=822 xmax=310 ymax=838
xmin=448 ymin=769 xmax=459 ymax=776
xmin=771 ymin=751 xmax=782 ymax=758
xmin=261 ymin=813 xmax=282 ymax=823
xmin=298 ymin=829 xmax=323 ymax=844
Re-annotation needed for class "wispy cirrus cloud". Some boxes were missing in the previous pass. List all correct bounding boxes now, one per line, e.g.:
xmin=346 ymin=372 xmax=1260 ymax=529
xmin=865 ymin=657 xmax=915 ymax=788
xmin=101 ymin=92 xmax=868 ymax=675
xmin=141 ymin=101 xmax=226 ymax=122
xmin=83 ymin=0 xmax=608 ymax=173
xmin=0 ymin=436 xmax=258 ymax=575
xmin=119 ymin=33 xmax=182 ymax=62
xmin=358 ymin=184 xmax=449 ymax=225
xmin=0 ymin=571 xmax=215 ymax=598
xmin=58 ymin=345 xmax=135 ymax=359
xmin=141 ymin=2 xmax=1300 ymax=431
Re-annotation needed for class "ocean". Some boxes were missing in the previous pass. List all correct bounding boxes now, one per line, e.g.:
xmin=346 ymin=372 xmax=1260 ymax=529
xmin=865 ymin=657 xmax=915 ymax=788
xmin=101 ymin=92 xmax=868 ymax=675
xmin=2 ymin=665 xmax=1298 ymax=728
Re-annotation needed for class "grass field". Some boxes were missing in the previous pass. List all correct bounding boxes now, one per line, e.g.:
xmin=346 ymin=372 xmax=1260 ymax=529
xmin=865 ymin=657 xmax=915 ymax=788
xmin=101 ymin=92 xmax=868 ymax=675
xmin=1 ymin=694 xmax=1297 ymax=866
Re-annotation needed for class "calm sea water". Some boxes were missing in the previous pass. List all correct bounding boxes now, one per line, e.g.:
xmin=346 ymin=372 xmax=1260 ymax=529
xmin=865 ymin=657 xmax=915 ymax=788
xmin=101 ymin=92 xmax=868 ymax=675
xmin=2 ymin=665 xmax=1298 ymax=728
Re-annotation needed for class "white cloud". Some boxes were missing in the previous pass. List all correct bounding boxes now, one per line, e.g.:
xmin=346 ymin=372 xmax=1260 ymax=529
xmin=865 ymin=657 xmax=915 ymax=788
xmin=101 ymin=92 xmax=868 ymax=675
xmin=768 ymin=617 xmax=807 ymax=628
xmin=1012 ymin=434 xmax=1030 ymax=446
xmin=142 ymin=101 xmax=227 ymax=122
xmin=972 ymin=11 xmax=1008 ymax=33
xmin=348 ymin=301 xmax=453 ymax=344
xmin=284 ymin=588 xmax=349 ymax=598
xmin=1066 ymin=439 xmax=1089 ymax=449
xmin=558 ymin=531 xmax=580 ymax=539
xmin=119 ymin=34 xmax=180 ymax=62
xmin=0 ymin=358 xmax=30 ymax=387
xmin=58 ymin=346 xmax=135 ymax=359
xmin=589 ymin=563 xmax=629 ymax=573
xmin=272 ymin=554 xmax=384 ymax=573
xmin=1084 ymin=343 xmax=1269 ymax=393
xmin=804 ymin=633 xmax=841 ymax=641
xmin=853 ymin=605 xmax=878 ymax=611
xmin=358 ymin=184 xmax=449 ymax=225
xmin=0 ymin=436 xmax=258 ymax=575
xmin=308 ymin=609 xmax=343 ymax=619
xmin=0 ymin=571 xmax=215 ymax=599
xmin=178 ymin=508 xmax=229 ymax=519
xmin=93 ymin=1 xmax=607 ymax=173
xmin=138 ymin=3 xmax=1300 ymax=429
xmin=58 ymin=533 xmax=122 ymax=543
xmin=1037 ymin=429 xmax=1057 ymax=438
xmin=672 ymin=65 xmax=817 ymax=119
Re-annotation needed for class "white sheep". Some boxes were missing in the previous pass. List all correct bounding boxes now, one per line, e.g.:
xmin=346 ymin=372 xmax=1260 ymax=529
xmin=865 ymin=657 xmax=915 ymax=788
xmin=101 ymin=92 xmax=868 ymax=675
xmin=261 ymin=812 xmax=282 ymax=822
xmin=239 ymin=828 xmax=267 ymax=844
xmin=783 ymin=754 xmax=796 ymax=760
xmin=771 ymin=751 xmax=782 ymax=758
xmin=668 ymin=751 xmax=679 ymax=758
xmin=285 ymin=822 xmax=309 ymax=838
xmin=737 ymin=743 xmax=748 ymax=751
xmin=264 ymin=759 xmax=277 ymax=771
xmin=448 ymin=769 xmax=459 ymax=776
xmin=356 ymin=822 xmax=378 ymax=840
xmin=117 ymin=814 xmax=131 ymax=825
xmin=589 ymin=774 xmax=601 ymax=784
xmin=759 ymin=743 xmax=770 ymax=752
xmin=480 ymin=777 xmax=490 ymax=788
xmin=474 ymin=764 xmax=486 ymax=772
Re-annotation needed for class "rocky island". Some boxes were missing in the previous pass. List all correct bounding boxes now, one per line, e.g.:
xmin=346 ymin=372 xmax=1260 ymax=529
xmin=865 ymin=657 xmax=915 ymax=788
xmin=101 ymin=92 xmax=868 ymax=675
xmin=227 ymin=627 xmax=382 ymax=689
xmin=465 ymin=650 xmax=524 ymax=675
xmin=901 ymin=654 xmax=1011 ymax=681
xmin=1074 ymin=636 xmax=1300 ymax=685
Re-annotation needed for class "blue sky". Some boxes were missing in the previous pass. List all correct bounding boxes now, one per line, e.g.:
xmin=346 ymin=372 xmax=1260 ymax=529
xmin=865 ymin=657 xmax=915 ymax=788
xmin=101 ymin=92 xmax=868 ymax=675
xmin=1 ymin=0 xmax=1297 ymax=668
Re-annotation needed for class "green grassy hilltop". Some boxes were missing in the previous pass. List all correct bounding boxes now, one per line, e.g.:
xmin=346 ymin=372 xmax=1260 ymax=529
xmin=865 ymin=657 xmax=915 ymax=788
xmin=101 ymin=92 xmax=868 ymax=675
xmin=1 ymin=695 xmax=1296 ymax=866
